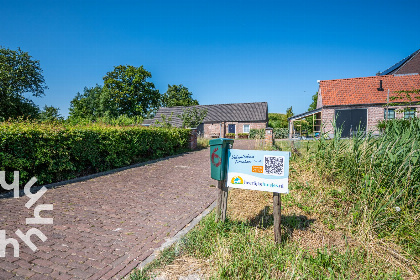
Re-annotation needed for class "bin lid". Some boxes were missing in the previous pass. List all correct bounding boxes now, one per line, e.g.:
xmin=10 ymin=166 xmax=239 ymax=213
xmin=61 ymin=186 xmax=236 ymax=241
xmin=209 ymin=138 xmax=234 ymax=146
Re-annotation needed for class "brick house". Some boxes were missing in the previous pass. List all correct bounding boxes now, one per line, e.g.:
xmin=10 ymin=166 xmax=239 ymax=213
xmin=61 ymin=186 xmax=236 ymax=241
xmin=289 ymin=49 xmax=420 ymax=138
xmin=152 ymin=102 xmax=268 ymax=138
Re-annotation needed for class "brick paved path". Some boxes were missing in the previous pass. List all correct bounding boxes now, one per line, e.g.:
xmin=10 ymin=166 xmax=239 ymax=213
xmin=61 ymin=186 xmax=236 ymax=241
xmin=0 ymin=140 xmax=256 ymax=279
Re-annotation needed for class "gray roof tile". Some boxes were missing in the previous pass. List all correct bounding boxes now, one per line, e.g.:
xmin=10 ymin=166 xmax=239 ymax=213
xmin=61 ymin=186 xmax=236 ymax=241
xmin=152 ymin=102 xmax=268 ymax=127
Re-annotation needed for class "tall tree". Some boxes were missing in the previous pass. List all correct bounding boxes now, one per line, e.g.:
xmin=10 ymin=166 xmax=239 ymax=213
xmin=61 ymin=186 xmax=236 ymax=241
xmin=178 ymin=107 xmax=207 ymax=128
xmin=286 ymin=106 xmax=294 ymax=118
xmin=102 ymin=65 xmax=160 ymax=118
xmin=0 ymin=46 xmax=47 ymax=119
xmin=162 ymin=84 xmax=199 ymax=107
xmin=69 ymin=85 xmax=103 ymax=120
xmin=268 ymin=113 xmax=288 ymax=128
xmin=39 ymin=105 xmax=63 ymax=122
xmin=308 ymin=92 xmax=318 ymax=111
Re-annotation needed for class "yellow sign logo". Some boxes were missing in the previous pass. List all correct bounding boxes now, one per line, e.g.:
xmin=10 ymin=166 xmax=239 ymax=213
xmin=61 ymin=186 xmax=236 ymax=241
xmin=231 ymin=176 xmax=244 ymax=184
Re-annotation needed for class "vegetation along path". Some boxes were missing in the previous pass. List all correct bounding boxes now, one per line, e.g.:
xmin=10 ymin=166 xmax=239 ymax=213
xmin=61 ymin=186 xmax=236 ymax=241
xmin=0 ymin=140 xmax=256 ymax=280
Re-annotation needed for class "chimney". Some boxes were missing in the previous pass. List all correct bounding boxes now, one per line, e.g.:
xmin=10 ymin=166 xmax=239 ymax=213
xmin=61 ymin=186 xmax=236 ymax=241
xmin=377 ymin=80 xmax=384 ymax=91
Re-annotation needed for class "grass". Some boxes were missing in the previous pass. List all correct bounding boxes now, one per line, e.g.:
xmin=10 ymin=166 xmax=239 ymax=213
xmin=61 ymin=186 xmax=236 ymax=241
xmin=129 ymin=122 xmax=420 ymax=279
xmin=130 ymin=209 xmax=407 ymax=279
xmin=197 ymin=137 xmax=210 ymax=149
xmin=181 ymin=213 xmax=405 ymax=279
xmin=129 ymin=246 xmax=181 ymax=280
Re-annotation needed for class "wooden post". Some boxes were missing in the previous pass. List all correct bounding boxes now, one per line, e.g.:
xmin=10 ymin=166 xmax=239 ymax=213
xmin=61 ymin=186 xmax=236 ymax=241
xmin=312 ymin=114 xmax=315 ymax=137
xmin=216 ymin=179 xmax=228 ymax=222
xmin=273 ymin=192 xmax=281 ymax=243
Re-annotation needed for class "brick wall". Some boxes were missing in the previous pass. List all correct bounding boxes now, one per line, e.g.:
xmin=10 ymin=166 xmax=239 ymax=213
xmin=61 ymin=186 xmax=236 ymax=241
xmin=203 ymin=122 xmax=266 ymax=138
xmin=367 ymin=106 xmax=383 ymax=134
xmin=316 ymin=89 xmax=322 ymax=109
xmin=321 ymin=104 xmax=420 ymax=137
xmin=204 ymin=123 xmax=222 ymax=138
xmin=189 ymin=129 xmax=197 ymax=150
xmin=265 ymin=128 xmax=274 ymax=146
xmin=393 ymin=105 xmax=420 ymax=119
xmin=321 ymin=108 xmax=335 ymax=137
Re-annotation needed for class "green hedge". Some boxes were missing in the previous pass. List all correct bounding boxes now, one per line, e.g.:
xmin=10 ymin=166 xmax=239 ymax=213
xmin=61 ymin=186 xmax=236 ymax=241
xmin=0 ymin=122 xmax=190 ymax=187
xmin=249 ymin=128 xmax=289 ymax=139
xmin=249 ymin=129 xmax=265 ymax=139
xmin=273 ymin=128 xmax=289 ymax=139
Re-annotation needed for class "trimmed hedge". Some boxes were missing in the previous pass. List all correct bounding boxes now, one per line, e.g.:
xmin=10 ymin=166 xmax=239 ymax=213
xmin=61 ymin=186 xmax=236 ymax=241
xmin=0 ymin=122 xmax=191 ymax=187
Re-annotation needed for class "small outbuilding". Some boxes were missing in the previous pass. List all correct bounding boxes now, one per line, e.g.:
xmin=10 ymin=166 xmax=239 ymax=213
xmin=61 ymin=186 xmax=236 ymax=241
xmin=152 ymin=102 xmax=268 ymax=138
xmin=289 ymin=49 xmax=420 ymax=138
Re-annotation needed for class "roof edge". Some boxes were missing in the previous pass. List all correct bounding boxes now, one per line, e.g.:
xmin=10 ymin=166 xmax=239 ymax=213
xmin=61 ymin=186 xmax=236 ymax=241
xmin=318 ymin=73 xmax=420 ymax=84
xmin=288 ymin=108 xmax=322 ymax=121
xmin=158 ymin=101 xmax=268 ymax=110
xmin=380 ymin=49 xmax=420 ymax=76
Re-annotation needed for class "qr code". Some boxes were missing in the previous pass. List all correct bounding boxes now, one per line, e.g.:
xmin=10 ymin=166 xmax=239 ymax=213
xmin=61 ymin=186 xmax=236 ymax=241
xmin=264 ymin=156 xmax=284 ymax=176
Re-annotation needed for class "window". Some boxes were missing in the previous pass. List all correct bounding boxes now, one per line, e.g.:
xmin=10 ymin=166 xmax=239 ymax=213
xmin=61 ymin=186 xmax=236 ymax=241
xmin=404 ymin=108 xmax=416 ymax=119
xmin=243 ymin=124 xmax=250 ymax=133
xmin=384 ymin=108 xmax=395 ymax=120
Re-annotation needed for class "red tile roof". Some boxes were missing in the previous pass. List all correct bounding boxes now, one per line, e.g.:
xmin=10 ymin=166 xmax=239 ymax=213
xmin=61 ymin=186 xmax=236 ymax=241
xmin=319 ymin=74 xmax=420 ymax=107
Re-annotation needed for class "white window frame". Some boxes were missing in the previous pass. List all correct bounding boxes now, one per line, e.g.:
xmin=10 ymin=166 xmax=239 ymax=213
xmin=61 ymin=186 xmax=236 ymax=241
xmin=243 ymin=124 xmax=250 ymax=133
xmin=404 ymin=108 xmax=416 ymax=119
xmin=384 ymin=108 xmax=395 ymax=120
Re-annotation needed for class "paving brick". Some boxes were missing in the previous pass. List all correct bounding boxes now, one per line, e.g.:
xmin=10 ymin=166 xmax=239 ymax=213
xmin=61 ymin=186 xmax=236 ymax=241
xmin=0 ymin=140 xmax=255 ymax=279
xmin=88 ymin=265 xmax=113 ymax=280
xmin=84 ymin=266 xmax=99 ymax=276
xmin=0 ymin=268 xmax=15 ymax=279
xmin=67 ymin=254 xmax=86 ymax=263
xmin=10 ymin=276 xmax=26 ymax=280
xmin=49 ymin=256 xmax=69 ymax=266
xmin=51 ymin=250 xmax=71 ymax=258
xmin=0 ymin=260 xmax=19 ymax=272
xmin=99 ymin=265 xmax=124 ymax=280
xmin=50 ymin=270 xmax=73 ymax=280
xmin=13 ymin=267 xmax=35 ymax=278
xmin=37 ymin=245 xmax=53 ymax=253
xmin=114 ymin=260 xmax=140 ymax=279
xmin=16 ymin=252 xmax=36 ymax=262
xmin=35 ymin=250 xmax=54 ymax=260
xmin=13 ymin=259 xmax=33 ymax=270
xmin=68 ymin=268 xmax=93 ymax=278
xmin=32 ymin=258 xmax=54 ymax=267
xmin=85 ymin=258 xmax=108 ymax=270
xmin=31 ymin=264 xmax=53 ymax=274
xmin=29 ymin=274 xmax=55 ymax=280
xmin=50 ymin=263 xmax=69 ymax=273
xmin=66 ymin=261 xmax=89 ymax=270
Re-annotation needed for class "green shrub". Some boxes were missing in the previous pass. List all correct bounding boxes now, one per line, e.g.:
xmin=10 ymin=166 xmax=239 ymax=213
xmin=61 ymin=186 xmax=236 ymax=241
xmin=225 ymin=133 xmax=235 ymax=139
xmin=0 ymin=121 xmax=190 ymax=188
xmin=249 ymin=129 xmax=265 ymax=139
xmin=273 ymin=128 xmax=289 ymax=139
xmin=197 ymin=138 xmax=210 ymax=149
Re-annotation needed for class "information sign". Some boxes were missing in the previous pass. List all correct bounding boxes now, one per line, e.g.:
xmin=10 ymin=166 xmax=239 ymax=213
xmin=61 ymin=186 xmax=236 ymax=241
xmin=227 ymin=149 xmax=289 ymax=193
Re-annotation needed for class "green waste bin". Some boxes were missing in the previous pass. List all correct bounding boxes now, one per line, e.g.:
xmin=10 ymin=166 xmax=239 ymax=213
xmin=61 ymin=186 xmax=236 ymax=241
xmin=209 ymin=138 xmax=234 ymax=180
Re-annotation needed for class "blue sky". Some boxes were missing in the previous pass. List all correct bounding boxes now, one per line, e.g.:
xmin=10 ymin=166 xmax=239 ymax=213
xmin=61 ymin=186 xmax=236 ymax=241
xmin=1 ymin=0 xmax=419 ymax=117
